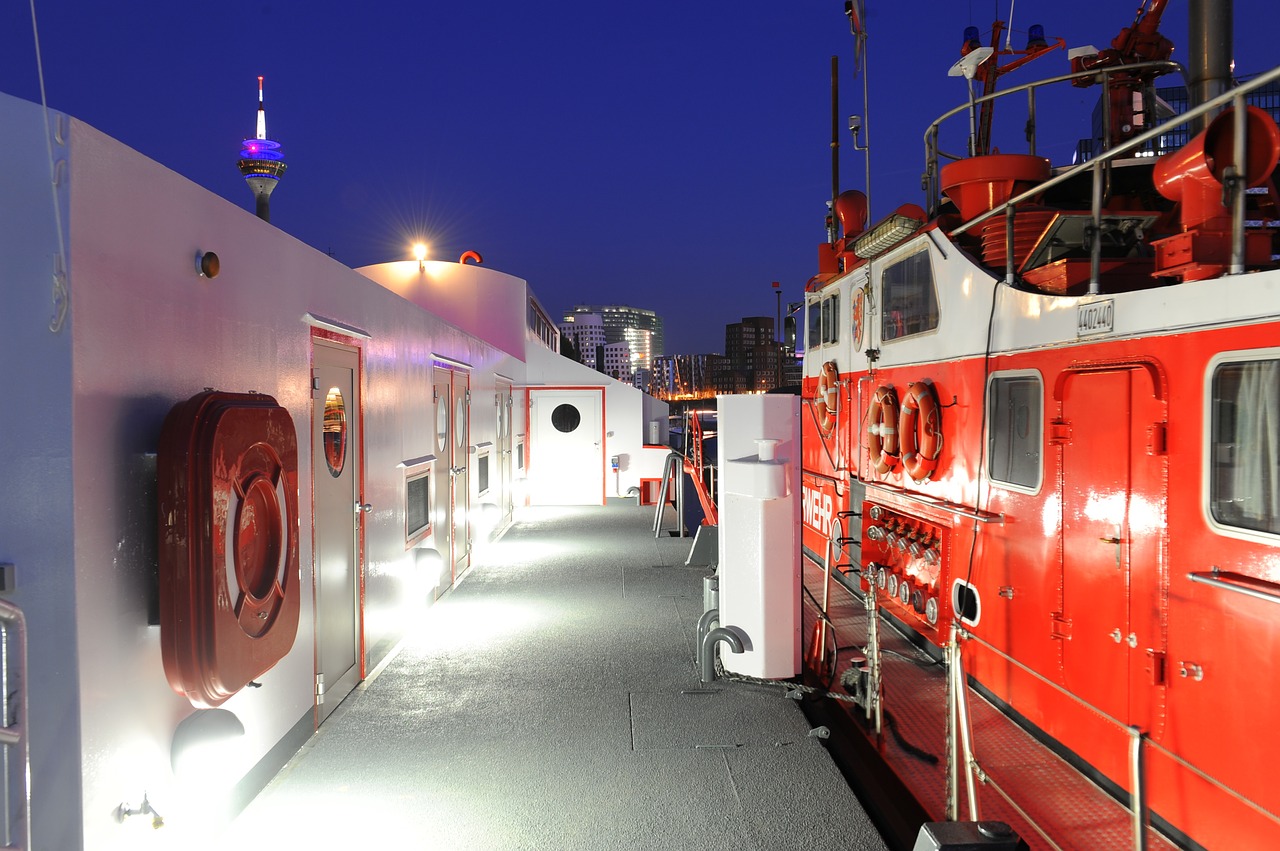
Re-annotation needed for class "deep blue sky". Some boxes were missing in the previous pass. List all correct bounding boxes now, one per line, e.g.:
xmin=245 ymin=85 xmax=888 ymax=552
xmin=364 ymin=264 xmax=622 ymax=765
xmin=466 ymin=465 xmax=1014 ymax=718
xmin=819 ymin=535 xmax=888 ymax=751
xmin=1 ymin=2 xmax=1273 ymax=354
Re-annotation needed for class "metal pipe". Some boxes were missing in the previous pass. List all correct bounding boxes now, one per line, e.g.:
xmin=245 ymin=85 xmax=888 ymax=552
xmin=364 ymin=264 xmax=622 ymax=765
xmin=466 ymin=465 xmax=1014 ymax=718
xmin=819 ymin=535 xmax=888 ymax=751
xmin=1005 ymin=205 xmax=1016 ymax=286
xmin=1188 ymin=0 xmax=1233 ymax=131
xmin=1130 ymin=726 xmax=1149 ymax=851
xmin=953 ymin=634 xmax=981 ymax=820
xmin=1230 ymin=93 xmax=1247 ymax=275
xmin=831 ymin=55 xmax=840 ymax=245
xmin=1089 ymin=161 xmax=1104 ymax=295
xmin=700 ymin=627 xmax=745 ymax=684
xmin=945 ymin=631 xmax=959 ymax=821
xmin=1188 ymin=568 xmax=1280 ymax=605
xmin=696 ymin=608 xmax=719 ymax=668
xmin=653 ymin=452 xmax=679 ymax=536
xmin=1026 ymin=87 xmax=1037 ymax=156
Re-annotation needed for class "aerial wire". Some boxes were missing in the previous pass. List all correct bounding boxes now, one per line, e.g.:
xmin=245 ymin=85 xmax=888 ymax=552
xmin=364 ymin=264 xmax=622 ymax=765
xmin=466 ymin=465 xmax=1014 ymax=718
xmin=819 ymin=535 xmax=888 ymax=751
xmin=29 ymin=0 xmax=69 ymax=333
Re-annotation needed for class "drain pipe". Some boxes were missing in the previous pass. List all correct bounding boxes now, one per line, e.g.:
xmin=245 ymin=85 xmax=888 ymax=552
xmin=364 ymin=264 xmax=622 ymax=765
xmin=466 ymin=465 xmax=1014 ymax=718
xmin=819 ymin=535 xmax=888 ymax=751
xmin=700 ymin=626 xmax=745 ymax=684
xmin=696 ymin=608 xmax=720 ymax=668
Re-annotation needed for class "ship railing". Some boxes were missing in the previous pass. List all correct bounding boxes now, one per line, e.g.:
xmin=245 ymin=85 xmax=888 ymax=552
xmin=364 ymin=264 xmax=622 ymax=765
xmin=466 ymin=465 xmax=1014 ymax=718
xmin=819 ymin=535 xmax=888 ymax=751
xmin=923 ymin=60 xmax=1186 ymax=211
xmin=0 ymin=601 xmax=30 ymax=851
xmin=929 ymin=61 xmax=1280 ymax=292
xmin=949 ymin=625 xmax=1280 ymax=851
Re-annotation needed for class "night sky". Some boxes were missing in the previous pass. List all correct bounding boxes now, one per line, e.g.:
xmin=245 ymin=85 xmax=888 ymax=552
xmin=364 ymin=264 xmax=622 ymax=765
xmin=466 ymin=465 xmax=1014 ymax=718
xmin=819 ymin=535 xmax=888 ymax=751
xmin=1 ymin=2 xmax=1273 ymax=354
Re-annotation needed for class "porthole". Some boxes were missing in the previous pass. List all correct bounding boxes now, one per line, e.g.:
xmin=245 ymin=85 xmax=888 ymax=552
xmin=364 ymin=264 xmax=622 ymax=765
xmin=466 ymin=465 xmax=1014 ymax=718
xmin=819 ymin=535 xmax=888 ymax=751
xmin=323 ymin=388 xmax=346 ymax=478
xmin=455 ymin=396 xmax=467 ymax=449
xmin=551 ymin=403 xmax=581 ymax=433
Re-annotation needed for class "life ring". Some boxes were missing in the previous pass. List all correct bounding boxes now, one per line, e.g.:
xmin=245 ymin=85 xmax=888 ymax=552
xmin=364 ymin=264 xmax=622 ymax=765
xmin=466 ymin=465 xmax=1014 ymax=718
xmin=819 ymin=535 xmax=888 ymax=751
xmin=814 ymin=361 xmax=839 ymax=437
xmin=900 ymin=381 xmax=943 ymax=482
xmin=867 ymin=386 xmax=900 ymax=474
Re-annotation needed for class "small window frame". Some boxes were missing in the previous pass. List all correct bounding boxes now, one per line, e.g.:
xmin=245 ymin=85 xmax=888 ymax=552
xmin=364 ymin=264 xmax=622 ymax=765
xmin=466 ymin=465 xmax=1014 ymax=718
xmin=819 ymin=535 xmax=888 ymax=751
xmin=1204 ymin=349 xmax=1280 ymax=544
xmin=401 ymin=457 xmax=434 ymax=548
xmin=985 ymin=370 xmax=1044 ymax=494
xmin=880 ymin=245 xmax=939 ymax=344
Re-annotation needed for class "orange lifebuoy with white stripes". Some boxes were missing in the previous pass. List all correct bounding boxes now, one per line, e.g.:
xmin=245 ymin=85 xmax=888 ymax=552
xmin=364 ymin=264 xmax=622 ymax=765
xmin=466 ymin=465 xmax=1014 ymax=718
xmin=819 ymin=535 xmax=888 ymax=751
xmin=900 ymin=381 xmax=942 ymax=482
xmin=867 ymin=386 xmax=900 ymax=475
xmin=815 ymin=361 xmax=839 ymax=437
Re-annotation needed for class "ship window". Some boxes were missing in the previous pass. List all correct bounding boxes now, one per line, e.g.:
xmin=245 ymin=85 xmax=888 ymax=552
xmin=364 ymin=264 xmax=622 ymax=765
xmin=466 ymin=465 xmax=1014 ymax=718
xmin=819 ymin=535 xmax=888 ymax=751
xmin=987 ymin=374 xmax=1042 ymax=490
xmin=822 ymin=293 xmax=840 ymax=344
xmin=552 ymin=404 xmax=581 ymax=433
xmin=1210 ymin=359 xmax=1280 ymax=535
xmin=881 ymin=249 xmax=938 ymax=342
xmin=807 ymin=298 xmax=822 ymax=348
xmin=323 ymin=388 xmax=347 ymax=478
xmin=406 ymin=472 xmax=430 ymax=545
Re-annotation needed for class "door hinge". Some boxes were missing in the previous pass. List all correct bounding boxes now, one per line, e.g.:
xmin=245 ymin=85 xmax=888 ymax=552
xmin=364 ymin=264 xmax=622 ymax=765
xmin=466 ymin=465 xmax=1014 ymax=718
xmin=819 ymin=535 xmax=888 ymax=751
xmin=315 ymin=673 xmax=326 ymax=704
xmin=465 ymin=389 xmax=471 ymax=403
xmin=1049 ymin=420 xmax=1072 ymax=445
xmin=1050 ymin=612 xmax=1072 ymax=640
xmin=433 ymin=387 xmax=439 ymax=402
xmin=311 ymin=370 xmax=321 ymax=397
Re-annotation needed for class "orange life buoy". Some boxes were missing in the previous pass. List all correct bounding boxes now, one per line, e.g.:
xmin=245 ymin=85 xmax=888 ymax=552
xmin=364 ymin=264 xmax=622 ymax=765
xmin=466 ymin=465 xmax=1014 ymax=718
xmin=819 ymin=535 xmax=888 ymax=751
xmin=815 ymin=361 xmax=839 ymax=437
xmin=900 ymin=381 xmax=943 ymax=482
xmin=867 ymin=386 xmax=900 ymax=474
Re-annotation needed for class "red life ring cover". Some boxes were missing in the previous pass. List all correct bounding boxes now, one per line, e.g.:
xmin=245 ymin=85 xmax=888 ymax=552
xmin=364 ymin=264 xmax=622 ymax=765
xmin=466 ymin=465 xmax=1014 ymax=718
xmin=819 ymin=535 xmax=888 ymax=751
xmin=158 ymin=391 xmax=301 ymax=708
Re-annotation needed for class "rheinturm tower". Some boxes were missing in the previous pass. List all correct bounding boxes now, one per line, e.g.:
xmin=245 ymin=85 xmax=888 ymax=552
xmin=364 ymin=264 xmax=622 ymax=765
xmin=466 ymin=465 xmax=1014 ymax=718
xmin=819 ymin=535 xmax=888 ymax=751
xmin=237 ymin=76 xmax=287 ymax=222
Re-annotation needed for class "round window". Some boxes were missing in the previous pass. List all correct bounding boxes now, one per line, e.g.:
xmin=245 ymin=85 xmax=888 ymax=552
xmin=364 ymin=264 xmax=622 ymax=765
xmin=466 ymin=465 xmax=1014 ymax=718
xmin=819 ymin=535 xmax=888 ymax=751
xmin=323 ymin=388 xmax=347 ymax=477
xmin=436 ymin=395 xmax=449 ymax=452
xmin=551 ymin=403 xmax=581 ymax=433
xmin=455 ymin=397 xmax=467 ymax=449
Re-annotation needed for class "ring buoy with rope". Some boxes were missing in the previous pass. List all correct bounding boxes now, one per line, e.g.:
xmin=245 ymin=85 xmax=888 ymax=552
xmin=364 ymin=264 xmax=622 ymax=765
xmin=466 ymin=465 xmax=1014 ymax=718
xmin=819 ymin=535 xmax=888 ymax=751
xmin=867 ymin=386 xmax=900 ymax=474
xmin=815 ymin=360 xmax=839 ymax=437
xmin=900 ymin=381 xmax=943 ymax=482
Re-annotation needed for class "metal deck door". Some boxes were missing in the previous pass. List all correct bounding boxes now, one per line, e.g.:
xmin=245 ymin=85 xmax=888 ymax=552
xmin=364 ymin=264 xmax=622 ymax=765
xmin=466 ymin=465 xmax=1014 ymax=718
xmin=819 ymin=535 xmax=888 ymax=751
xmin=1060 ymin=366 xmax=1164 ymax=729
xmin=312 ymin=340 xmax=363 ymax=721
xmin=432 ymin=365 xmax=471 ymax=589
xmin=528 ymin=389 xmax=604 ymax=505
xmin=496 ymin=378 xmax=514 ymax=526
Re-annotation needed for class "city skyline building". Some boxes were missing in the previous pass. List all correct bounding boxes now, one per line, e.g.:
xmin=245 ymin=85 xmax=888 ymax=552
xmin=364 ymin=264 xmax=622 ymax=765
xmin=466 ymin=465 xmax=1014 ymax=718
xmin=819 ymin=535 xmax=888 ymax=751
xmin=565 ymin=304 xmax=664 ymax=375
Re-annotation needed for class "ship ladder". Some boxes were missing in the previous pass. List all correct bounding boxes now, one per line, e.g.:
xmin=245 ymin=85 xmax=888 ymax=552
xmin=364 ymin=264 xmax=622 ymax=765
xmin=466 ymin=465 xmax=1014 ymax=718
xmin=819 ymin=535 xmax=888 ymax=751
xmin=0 ymin=600 xmax=31 ymax=851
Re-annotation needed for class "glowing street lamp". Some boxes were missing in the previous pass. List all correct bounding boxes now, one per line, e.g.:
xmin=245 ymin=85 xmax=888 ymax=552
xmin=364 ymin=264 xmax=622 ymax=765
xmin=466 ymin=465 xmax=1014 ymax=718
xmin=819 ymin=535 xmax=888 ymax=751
xmin=412 ymin=242 xmax=428 ymax=271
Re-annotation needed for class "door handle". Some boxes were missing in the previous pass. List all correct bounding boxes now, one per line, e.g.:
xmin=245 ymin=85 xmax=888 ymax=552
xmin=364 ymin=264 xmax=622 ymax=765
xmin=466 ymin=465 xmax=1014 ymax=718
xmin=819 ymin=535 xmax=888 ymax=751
xmin=356 ymin=502 xmax=373 ymax=514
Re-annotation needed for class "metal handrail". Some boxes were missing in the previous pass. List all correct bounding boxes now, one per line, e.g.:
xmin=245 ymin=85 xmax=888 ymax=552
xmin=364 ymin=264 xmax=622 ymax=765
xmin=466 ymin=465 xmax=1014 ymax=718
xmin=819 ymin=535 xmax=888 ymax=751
xmin=0 ymin=602 xmax=30 ymax=851
xmin=923 ymin=61 xmax=1186 ymax=212
xmin=955 ymin=625 xmax=1280 ymax=847
xmin=939 ymin=63 xmax=1280 ymax=293
xmin=1188 ymin=567 xmax=1280 ymax=605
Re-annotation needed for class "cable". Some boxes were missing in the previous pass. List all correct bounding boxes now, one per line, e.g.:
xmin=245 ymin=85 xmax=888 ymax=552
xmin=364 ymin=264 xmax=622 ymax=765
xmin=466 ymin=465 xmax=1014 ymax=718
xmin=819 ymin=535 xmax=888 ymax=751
xmin=30 ymin=0 xmax=69 ymax=333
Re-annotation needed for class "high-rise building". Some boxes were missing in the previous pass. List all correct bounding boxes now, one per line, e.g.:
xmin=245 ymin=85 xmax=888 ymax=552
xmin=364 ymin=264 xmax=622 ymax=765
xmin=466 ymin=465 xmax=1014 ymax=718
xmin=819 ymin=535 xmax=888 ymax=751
xmin=557 ymin=313 xmax=607 ymax=369
xmin=724 ymin=316 xmax=782 ymax=393
xmin=565 ymin=305 xmax=664 ymax=375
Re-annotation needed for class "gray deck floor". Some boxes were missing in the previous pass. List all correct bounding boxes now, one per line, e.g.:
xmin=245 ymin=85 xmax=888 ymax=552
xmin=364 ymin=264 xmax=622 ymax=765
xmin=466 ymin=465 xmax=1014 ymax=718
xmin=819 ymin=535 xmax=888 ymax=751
xmin=229 ymin=501 xmax=887 ymax=850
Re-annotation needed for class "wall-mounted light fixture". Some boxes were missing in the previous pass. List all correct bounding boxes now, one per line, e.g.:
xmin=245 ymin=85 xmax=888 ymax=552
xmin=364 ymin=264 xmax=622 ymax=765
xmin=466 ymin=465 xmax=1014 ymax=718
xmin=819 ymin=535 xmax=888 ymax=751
xmin=195 ymin=251 xmax=220 ymax=279
xmin=412 ymin=242 xmax=428 ymax=272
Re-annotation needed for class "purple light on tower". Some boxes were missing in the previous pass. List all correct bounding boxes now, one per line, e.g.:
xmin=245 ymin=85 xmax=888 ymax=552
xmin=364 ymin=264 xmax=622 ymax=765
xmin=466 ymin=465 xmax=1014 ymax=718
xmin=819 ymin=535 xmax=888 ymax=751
xmin=237 ymin=76 xmax=287 ymax=222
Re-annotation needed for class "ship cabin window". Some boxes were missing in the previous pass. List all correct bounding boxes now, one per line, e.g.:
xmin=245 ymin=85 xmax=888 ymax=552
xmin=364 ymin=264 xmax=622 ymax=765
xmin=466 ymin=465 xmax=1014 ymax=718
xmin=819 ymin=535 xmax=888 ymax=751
xmin=1210 ymin=358 xmax=1280 ymax=535
xmin=405 ymin=469 xmax=431 ymax=547
xmin=822 ymin=293 xmax=840 ymax=344
xmin=881 ymin=248 xmax=938 ymax=342
xmin=477 ymin=452 xmax=491 ymax=496
xmin=807 ymin=293 xmax=841 ymax=348
xmin=987 ymin=373 xmax=1042 ymax=491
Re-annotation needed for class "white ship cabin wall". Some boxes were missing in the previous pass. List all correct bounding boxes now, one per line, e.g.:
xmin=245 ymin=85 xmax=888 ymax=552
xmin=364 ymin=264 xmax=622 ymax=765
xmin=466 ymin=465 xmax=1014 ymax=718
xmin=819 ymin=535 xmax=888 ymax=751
xmin=0 ymin=88 xmax=656 ymax=850
xmin=358 ymin=263 xmax=671 ymax=504
xmin=523 ymin=343 xmax=671 ymax=503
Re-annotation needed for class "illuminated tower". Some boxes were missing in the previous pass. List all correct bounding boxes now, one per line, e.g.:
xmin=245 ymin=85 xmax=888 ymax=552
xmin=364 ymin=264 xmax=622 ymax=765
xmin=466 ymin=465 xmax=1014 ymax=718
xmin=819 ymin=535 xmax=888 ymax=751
xmin=237 ymin=76 xmax=287 ymax=222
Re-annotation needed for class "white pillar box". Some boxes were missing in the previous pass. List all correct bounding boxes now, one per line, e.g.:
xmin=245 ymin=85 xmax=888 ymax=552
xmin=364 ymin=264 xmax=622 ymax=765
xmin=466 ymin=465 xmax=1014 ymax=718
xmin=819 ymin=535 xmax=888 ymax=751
xmin=715 ymin=394 xmax=800 ymax=679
